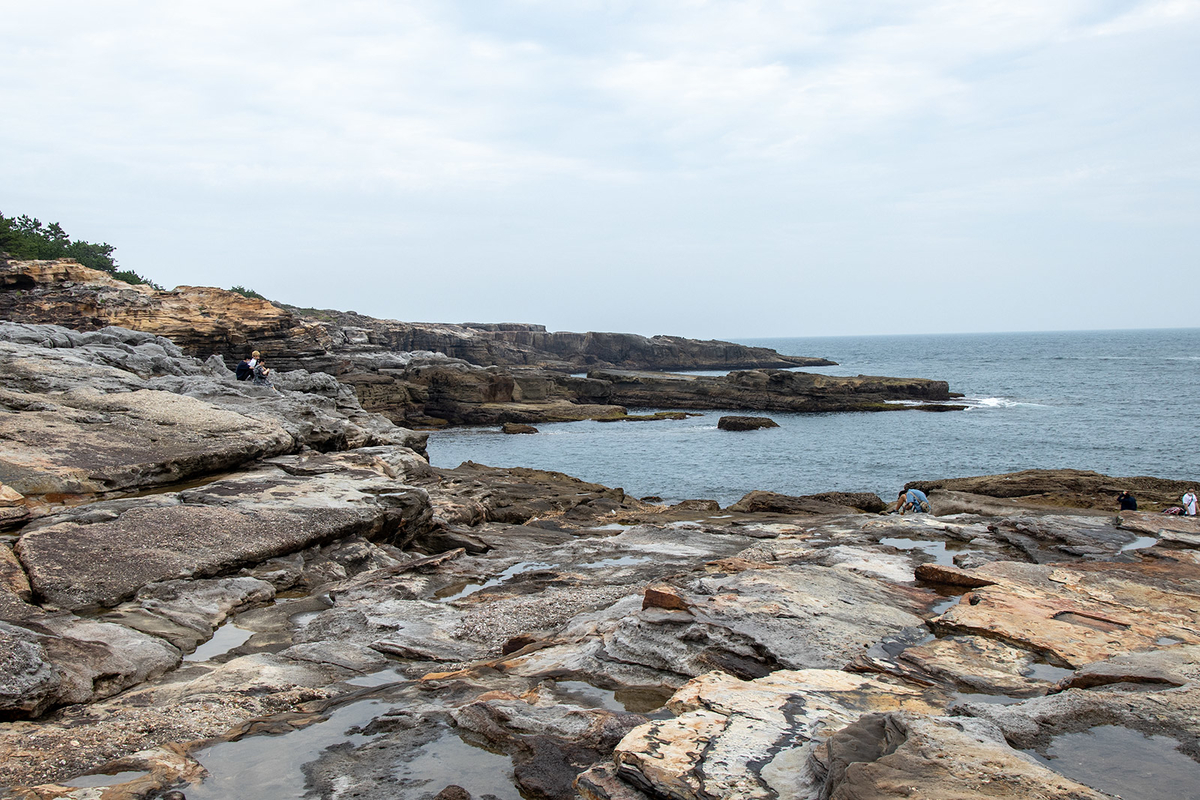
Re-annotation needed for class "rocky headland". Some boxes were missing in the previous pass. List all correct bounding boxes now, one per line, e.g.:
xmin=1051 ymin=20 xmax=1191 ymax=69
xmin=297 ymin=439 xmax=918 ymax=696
xmin=0 ymin=258 xmax=961 ymax=426
xmin=1 ymin=311 xmax=1198 ymax=800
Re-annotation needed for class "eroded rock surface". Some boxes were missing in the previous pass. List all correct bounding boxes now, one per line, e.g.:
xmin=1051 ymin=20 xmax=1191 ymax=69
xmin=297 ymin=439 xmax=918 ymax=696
xmin=1 ymin=319 xmax=1198 ymax=799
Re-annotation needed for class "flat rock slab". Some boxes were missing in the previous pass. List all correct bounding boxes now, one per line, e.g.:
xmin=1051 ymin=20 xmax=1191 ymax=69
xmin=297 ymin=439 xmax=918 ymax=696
xmin=18 ymin=504 xmax=374 ymax=609
xmin=933 ymin=554 xmax=1200 ymax=668
xmin=15 ymin=453 xmax=433 ymax=610
xmin=0 ymin=388 xmax=293 ymax=498
xmin=603 ymin=564 xmax=934 ymax=678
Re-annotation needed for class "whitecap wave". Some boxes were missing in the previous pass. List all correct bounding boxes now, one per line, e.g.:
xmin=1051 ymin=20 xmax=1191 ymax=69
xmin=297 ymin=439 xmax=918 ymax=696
xmin=965 ymin=396 xmax=1048 ymax=409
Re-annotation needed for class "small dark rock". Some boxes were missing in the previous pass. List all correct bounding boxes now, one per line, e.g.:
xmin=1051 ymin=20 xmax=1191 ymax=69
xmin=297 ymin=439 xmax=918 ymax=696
xmin=433 ymin=787 xmax=471 ymax=800
xmin=501 ymin=634 xmax=540 ymax=655
xmin=501 ymin=423 xmax=539 ymax=434
xmin=717 ymin=416 xmax=780 ymax=431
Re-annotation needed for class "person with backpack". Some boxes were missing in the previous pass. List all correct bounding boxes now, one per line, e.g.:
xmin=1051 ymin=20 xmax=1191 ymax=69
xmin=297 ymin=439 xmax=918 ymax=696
xmin=897 ymin=487 xmax=932 ymax=515
xmin=1183 ymin=490 xmax=1198 ymax=517
xmin=236 ymin=350 xmax=259 ymax=381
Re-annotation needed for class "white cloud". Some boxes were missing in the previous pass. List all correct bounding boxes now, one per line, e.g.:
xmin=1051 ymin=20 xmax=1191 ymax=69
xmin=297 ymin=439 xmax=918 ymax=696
xmin=1 ymin=0 xmax=1197 ymax=335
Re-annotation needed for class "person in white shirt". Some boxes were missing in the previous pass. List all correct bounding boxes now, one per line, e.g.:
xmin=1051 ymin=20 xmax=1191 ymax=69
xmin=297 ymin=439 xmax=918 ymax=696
xmin=1183 ymin=490 xmax=1198 ymax=517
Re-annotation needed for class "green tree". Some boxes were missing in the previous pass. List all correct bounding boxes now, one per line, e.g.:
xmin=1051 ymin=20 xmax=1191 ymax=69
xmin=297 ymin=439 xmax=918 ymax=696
xmin=0 ymin=211 xmax=160 ymax=288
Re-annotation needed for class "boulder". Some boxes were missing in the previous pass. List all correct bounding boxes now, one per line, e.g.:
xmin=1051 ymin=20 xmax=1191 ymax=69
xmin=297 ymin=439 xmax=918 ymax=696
xmin=502 ymin=423 xmax=539 ymax=434
xmin=718 ymin=415 xmax=780 ymax=431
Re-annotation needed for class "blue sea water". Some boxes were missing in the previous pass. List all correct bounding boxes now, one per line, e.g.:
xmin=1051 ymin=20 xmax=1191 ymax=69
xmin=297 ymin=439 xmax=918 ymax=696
xmin=427 ymin=329 xmax=1200 ymax=506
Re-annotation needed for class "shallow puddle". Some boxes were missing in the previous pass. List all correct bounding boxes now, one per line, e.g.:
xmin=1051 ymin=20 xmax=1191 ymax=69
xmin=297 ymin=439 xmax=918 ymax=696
xmin=393 ymin=731 xmax=521 ymax=799
xmin=1024 ymin=662 xmax=1074 ymax=682
xmin=879 ymin=537 xmax=965 ymax=566
xmin=553 ymin=680 xmax=674 ymax=717
xmin=433 ymin=560 xmax=552 ymax=602
xmin=184 ymin=699 xmax=388 ymax=799
xmin=578 ymin=555 xmax=653 ymax=569
xmin=1120 ymin=535 xmax=1158 ymax=552
xmin=63 ymin=770 xmax=149 ymax=788
xmin=184 ymin=621 xmax=254 ymax=662
xmin=1026 ymin=725 xmax=1200 ymax=800
xmin=343 ymin=667 xmax=406 ymax=688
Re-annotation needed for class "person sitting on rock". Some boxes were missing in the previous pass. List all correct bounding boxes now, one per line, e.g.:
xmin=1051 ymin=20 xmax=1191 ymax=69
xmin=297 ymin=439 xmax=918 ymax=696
xmin=252 ymin=357 xmax=274 ymax=388
xmin=1116 ymin=490 xmax=1138 ymax=511
xmin=897 ymin=488 xmax=932 ymax=515
xmin=235 ymin=350 xmax=258 ymax=381
xmin=1182 ymin=489 xmax=1197 ymax=517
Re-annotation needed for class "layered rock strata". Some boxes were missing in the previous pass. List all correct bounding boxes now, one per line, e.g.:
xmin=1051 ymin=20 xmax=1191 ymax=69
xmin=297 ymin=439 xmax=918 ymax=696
xmin=1 ymin=258 xmax=965 ymax=426
xmin=0 ymin=257 xmax=829 ymax=372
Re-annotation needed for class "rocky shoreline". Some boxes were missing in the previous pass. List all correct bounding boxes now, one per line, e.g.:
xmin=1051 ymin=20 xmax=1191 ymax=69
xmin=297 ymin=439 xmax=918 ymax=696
xmin=2 ymin=266 xmax=1199 ymax=799
xmin=0 ymin=258 xmax=961 ymax=426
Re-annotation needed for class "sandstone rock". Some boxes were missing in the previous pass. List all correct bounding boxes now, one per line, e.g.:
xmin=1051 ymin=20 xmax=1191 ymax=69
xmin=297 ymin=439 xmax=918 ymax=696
xmin=502 ymin=423 xmax=539 ymax=434
xmin=822 ymin=712 xmax=1110 ymax=799
xmin=931 ymin=556 xmax=1200 ymax=668
xmin=718 ymin=415 xmax=780 ymax=431
xmin=897 ymin=635 xmax=1060 ymax=697
xmin=15 ymin=455 xmax=434 ymax=610
xmin=913 ymin=563 xmax=996 ymax=588
xmin=612 ymin=669 xmax=946 ymax=800
xmin=0 ymin=482 xmax=25 ymax=506
xmin=1117 ymin=509 xmax=1200 ymax=538
xmin=0 ymin=542 xmax=32 ymax=601
xmin=1 ymin=259 xmax=830 ymax=372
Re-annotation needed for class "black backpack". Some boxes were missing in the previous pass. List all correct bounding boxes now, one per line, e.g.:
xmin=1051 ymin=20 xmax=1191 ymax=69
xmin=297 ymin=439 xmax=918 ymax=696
xmin=235 ymin=361 xmax=253 ymax=381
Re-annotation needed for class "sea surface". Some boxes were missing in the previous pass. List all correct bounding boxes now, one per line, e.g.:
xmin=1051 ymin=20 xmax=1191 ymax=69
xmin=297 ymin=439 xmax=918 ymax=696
xmin=428 ymin=328 xmax=1200 ymax=506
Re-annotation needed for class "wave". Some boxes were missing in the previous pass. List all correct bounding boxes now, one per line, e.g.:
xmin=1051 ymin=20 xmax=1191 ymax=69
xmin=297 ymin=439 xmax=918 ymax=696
xmin=965 ymin=396 xmax=1048 ymax=409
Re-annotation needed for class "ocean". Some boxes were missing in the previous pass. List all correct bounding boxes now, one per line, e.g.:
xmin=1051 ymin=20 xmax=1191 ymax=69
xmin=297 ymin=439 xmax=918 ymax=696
xmin=427 ymin=328 xmax=1200 ymax=506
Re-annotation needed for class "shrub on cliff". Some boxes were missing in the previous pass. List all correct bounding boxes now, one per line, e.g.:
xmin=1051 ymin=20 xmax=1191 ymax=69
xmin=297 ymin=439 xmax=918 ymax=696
xmin=0 ymin=212 xmax=160 ymax=288
xmin=230 ymin=284 xmax=267 ymax=300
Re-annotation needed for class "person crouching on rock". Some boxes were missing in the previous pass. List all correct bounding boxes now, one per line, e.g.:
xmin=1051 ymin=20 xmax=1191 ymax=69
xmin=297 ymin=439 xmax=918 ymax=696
xmin=252 ymin=357 xmax=275 ymax=388
xmin=235 ymin=350 xmax=258 ymax=381
xmin=1116 ymin=490 xmax=1138 ymax=511
xmin=897 ymin=488 xmax=932 ymax=515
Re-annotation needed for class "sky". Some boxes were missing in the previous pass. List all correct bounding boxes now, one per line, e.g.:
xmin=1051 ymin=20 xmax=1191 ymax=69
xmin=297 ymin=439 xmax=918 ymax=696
xmin=3 ymin=1 xmax=1199 ymax=339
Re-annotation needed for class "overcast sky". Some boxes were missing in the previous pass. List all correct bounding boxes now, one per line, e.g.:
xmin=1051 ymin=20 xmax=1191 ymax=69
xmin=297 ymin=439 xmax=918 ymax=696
xmin=3 ymin=1 xmax=1198 ymax=338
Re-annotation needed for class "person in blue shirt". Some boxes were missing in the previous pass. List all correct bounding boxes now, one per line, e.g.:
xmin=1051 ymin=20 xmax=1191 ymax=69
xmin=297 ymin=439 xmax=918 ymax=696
xmin=897 ymin=488 xmax=932 ymax=515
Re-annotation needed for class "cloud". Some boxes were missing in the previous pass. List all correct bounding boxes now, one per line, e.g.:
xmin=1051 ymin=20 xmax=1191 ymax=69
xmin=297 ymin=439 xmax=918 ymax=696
xmin=1 ymin=0 xmax=1197 ymax=336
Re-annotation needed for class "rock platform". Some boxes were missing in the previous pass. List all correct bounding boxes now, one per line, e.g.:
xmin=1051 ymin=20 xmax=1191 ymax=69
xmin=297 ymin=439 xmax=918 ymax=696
xmin=0 ymin=318 xmax=1198 ymax=799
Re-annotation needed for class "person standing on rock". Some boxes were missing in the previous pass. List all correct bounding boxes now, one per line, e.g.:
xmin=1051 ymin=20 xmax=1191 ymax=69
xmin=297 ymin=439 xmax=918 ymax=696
xmin=1116 ymin=490 xmax=1138 ymax=511
xmin=1182 ymin=489 xmax=1197 ymax=516
xmin=897 ymin=488 xmax=932 ymax=515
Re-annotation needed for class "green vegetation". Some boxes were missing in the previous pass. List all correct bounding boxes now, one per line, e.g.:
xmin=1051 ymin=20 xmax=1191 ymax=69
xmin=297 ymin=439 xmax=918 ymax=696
xmin=230 ymin=285 xmax=267 ymax=300
xmin=0 ymin=212 xmax=160 ymax=288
